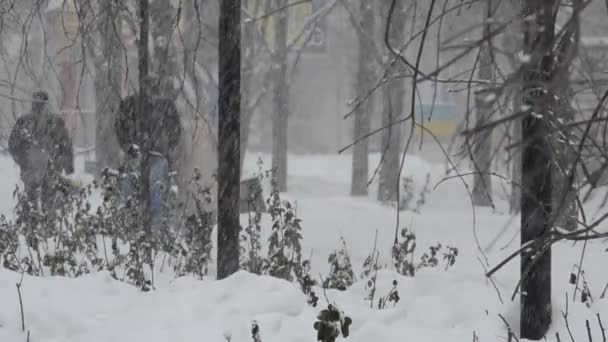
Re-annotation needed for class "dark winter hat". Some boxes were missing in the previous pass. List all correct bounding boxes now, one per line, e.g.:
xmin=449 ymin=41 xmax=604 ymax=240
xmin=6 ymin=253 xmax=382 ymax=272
xmin=32 ymin=90 xmax=49 ymax=102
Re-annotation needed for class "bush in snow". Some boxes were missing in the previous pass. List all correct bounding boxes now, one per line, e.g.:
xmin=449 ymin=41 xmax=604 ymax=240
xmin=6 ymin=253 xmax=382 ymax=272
xmin=0 ymin=214 xmax=19 ymax=271
xmin=418 ymin=243 xmax=458 ymax=271
xmin=314 ymin=304 xmax=352 ymax=342
xmin=414 ymin=173 xmax=432 ymax=213
xmin=300 ymin=259 xmax=319 ymax=307
xmin=240 ymin=161 xmax=269 ymax=275
xmin=399 ymin=172 xmax=432 ymax=213
xmin=238 ymin=163 xmax=318 ymax=305
xmin=362 ymin=250 xmax=381 ymax=308
xmin=377 ymin=280 xmax=400 ymax=309
xmin=172 ymin=169 xmax=214 ymax=280
xmin=0 ymin=165 xmax=214 ymax=290
xmin=399 ymin=176 xmax=415 ymax=211
xmin=251 ymin=321 xmax=262 ymax=342
xmin=0 ymin=179 xmax=102 ymax=277
xmin=264 ymin=174 xmax=305 ymax=282
xmin=392 ymin=227 xmax=416 ymax=277
xmin=392 ymin=227 xmax=458 ymax=276
xmin=569 ymin=266 xmax=592 ymax=307
xmin=323 ymin=236 xmax=354 ymax=291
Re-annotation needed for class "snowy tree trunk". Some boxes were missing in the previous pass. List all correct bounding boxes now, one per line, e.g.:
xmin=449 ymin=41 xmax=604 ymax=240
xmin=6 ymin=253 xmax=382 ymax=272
xmin=217 ymin=0 xmax=241 ymax=280
xmin=138 ymin=0 xmax=153 ymax=281
xmin=240 ymin=0 xmax=261 ymax=173
xmin=151 ymin=0 xmax=177 ymax=95
xmin=500 ymin=2 xmax=523 ymax=214
xmin=520 ymin=0 xmax=556 ymax=339
xmin=472 ymin=2 xmax=493 ymax=207
xmin=377 ymin=0 xmax=406 ymax=203
xmin=509 ymin=111 xmax=522 ymax=214
xmin=94 ymin=0 xmax=123 ymax=174
xmin=272 ymin=0 xmax=289 ymax=192
xmin=350 ymin=1 xmax=375 ymax=197
xmin=27 ymin=1 xmax=45 ymax=85
xmin=472 ymin=89 xmax=493 ymax=207
xmin=378 ymin=82 xmax=404 ymax=202
xmin=552 ymin=87 xmax=577 ymax=231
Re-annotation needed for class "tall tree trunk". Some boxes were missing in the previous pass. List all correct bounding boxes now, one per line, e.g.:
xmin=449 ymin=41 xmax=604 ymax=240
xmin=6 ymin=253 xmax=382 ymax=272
xmin=26 ymin=0 xmax=45 ymax=86
xmin=500 ymin=1 xmax=523 ymax=214
xmin=272 ymin=0 xmax=289 ymax=192
xmin=378 ymin=0 xmax=406 ymax=203
xmin=509 ymin=109 xmax=522 ymax=214
xmin=552 ymin=13 xmax=579 ymax=231
xmin=472 ymin=89 xmax=493 ymax=206
xmin=217 ymin=0 xmax=241 ymax=280
xmin=94 ymin=0 xmax=123 ymax=174
xmin=520 ymin=0 xmax=556 ymax=339
xmin=240 ymin=0 xmax=261 ymax=174
xmin=552 ymin=86 xmax=577 ymax=231
xmin=137 ymin=0 xmax=153 ymax=287
xmin=350 ymin=1 xmax=374 ymax=196
xmin=151 ymin=0 xmax=177 ymax=95
xmin=472 ymin=0 xmax=493 ymax=207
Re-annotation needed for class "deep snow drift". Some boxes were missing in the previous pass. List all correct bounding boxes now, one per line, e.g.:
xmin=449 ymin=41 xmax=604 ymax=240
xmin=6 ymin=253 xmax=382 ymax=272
xmin=0 ymin=152 xmax=606 ymax=342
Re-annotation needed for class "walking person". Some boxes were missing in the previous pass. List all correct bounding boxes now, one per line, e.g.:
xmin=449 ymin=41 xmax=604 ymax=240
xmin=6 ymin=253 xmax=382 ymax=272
xmin=8 ymin=90 xmax=75 ymax=214
xmin=115 ymin=75 xmax=181 ymax=224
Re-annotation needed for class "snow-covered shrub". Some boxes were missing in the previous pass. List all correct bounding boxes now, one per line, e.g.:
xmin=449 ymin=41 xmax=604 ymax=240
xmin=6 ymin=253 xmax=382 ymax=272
xmin=323 ymin=236 xmax=354 ymax=291
xmin=392 ymin=227 xmax=458 ymax=276
xmin=0 ymin=214 xmax=19 ymax=271
xmin=314 ymin=304 xmax=352 ymax=342
xmin=0 ymin=165 xmax=214 ymax=290
xmin=362 ymin=250 xmax=381 ymax=308
xmin=299 ymin=259 xmax=319 ymax=307
xmin=239 ymin=164 xmax=317 ymax=305
xmin=172 ymin=171 xmax=214 ymax=280
xmin=377 ymin=280 xmax=400 ymax=309
xmin=399 ymin=172 xmax=432 ymax=213
xmin=360 ymin=252 xmax=378 ymax=280
xmin=264 ymin=175 xmax=305 ymax=283
xmin=251 ymin=321 xmax=262 ymax=342
xmin=399 ymin=176 xmax=415 ymax=210
xmin=0 ymin=178 xmax=102 ymax=277
xmin=418 ymin=243 xmax=458 ymax=271
xmin=414 ymin=173 xmax=432 ymax=213
xmin=392 ymin=227 xmax=416 ymax=277
xmin=240 ymin=162 xmax=268 ymax=275
xmin=569 ymin=266 xmax=592 ymax=307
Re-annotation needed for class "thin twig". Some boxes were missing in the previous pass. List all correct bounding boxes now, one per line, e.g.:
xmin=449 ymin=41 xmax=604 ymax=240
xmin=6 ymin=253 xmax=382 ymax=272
xmin=587 ymin=319 xmax=594 ymax=342
xmin=16 ymin=272 xmax=25 ymax=332
xmin=318 ymin=273 xmax=331 ymax=305
xmin=573 ymin=232 xmax=589 ymax=302
xmin=562 ymin=293 xmax=575 ymax=342
xmin=476 ymin=257 xmax=504 ymax=304
xmin=598 ymin=313 xmax=606 ymax=342
xmin=498 ymin=313 xmax=520 ymax=342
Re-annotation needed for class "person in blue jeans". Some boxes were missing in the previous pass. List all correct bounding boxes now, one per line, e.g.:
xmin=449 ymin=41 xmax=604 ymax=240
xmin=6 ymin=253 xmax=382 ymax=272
xmin=118 ymin=151 xmax=170 ymax=224
xmin=115 ymin=75 xmax=181 ymax=224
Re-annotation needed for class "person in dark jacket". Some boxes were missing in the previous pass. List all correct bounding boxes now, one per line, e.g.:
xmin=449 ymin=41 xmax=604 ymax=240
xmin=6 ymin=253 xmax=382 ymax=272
xmin=115 ymin=75 xmax=181 ymax=223
xmin=8 ymin=90 xmax=74 ymax=212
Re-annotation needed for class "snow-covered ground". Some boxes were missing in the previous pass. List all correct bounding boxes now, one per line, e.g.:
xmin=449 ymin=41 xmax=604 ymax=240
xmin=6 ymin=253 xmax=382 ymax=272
xmin=0 ymin=152 xmax=606 ymax=342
